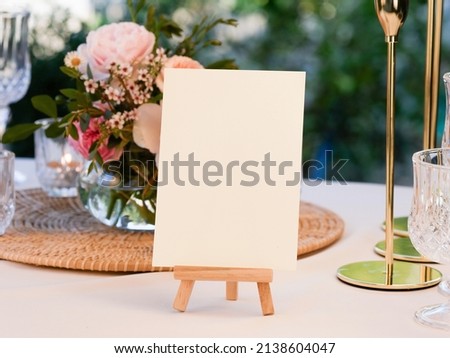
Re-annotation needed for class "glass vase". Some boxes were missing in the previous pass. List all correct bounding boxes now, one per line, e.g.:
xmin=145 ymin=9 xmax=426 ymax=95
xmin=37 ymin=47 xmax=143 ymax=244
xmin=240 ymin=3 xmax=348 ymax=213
xmin=78 ymin=153 xmax=157 ymax=231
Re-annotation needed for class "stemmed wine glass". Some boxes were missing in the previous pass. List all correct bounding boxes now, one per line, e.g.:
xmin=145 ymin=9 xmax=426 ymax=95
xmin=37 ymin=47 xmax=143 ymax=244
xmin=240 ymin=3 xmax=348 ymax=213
xmin=409 ymin=148 xmax=450 ymax=331
xmin=0 ymin=3 xmax=31 ymax=149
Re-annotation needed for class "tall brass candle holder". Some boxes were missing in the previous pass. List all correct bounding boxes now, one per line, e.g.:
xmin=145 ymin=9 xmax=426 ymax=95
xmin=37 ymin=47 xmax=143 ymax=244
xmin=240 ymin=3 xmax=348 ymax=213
xmin=424 ymin=0 xmax=443 ymax=150
xmin=374 ymin=0 xmax=443 ymax=263
xmin=337 ymin=0 xmax=441 ymax=289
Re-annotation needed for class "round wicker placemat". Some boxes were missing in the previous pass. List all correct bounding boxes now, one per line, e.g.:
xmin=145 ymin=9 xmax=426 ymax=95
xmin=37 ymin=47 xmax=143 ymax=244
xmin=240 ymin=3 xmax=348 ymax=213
xmin=0 ymin=189 xmax=344 ymax=272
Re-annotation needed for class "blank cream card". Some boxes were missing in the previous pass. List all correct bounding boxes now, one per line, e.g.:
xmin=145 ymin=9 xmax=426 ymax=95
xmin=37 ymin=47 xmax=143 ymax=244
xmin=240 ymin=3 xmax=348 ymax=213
xmin=153 ymin=69 xmax=305 ymax=270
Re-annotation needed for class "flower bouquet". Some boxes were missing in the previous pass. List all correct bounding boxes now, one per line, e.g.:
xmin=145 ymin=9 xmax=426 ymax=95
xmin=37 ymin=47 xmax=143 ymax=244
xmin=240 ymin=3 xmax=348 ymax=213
xmin=3 ymin=1 xmax=237 ymax=230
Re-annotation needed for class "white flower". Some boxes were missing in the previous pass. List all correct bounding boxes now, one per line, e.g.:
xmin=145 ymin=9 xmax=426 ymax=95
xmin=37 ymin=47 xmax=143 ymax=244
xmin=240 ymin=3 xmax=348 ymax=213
xmin=108 ymin=112 xmax=126 ymax=129
xmin=84 ymin=79 xmax=99 ymax=94
xmin=64 ymin=51 xmax=83 ymax=69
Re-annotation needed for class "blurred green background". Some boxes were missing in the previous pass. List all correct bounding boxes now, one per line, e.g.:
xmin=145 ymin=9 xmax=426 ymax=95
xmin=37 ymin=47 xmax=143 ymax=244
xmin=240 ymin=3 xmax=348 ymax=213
xmin=7 ymin=0 xmax=450 ymax=184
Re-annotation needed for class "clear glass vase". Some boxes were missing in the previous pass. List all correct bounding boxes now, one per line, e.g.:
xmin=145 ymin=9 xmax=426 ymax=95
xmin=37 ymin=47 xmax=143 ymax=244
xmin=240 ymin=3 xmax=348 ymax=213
xmin=78 ymin=154 xmax=157 ymax=231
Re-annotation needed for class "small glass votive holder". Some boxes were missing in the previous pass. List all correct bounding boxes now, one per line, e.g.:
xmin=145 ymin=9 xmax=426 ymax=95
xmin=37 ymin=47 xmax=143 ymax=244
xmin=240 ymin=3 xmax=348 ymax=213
xmin=34 ymin=118 xmax=84 ymax=197
xmin=0 ymin=149 xmax=15 ymax=235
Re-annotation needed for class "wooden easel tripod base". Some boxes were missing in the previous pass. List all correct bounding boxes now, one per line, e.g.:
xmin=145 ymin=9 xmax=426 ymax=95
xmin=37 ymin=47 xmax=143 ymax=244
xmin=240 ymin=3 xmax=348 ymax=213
xmin=173 ymin=266 xmax=274 ymax=316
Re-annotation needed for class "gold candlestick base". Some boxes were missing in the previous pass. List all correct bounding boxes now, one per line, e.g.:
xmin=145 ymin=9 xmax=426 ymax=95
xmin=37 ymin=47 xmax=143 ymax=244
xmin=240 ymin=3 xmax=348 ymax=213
xmin=375 ymin=216 xmax=432 ymax=262
xmin=381 ymin=216 xmax=409 ymax=237
xmin=337 ymin=261 xmax=441 ymax=290
xmin=374 ymin=237 xmax=433 ymax=263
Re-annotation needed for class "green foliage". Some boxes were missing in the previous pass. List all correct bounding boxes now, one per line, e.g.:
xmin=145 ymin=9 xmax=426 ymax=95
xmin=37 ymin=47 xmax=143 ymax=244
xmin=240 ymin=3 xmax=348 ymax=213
xmin=127 ymin=0 xmax=147 ymax=22
xmin=1 ymin=123 xmax=42 ymax=144
xmin=226 ymin=0 xmax=441 ymax=184
xmin=31 ymin=95 xmax=58 ymax=119
xmin=3 ymin=0 xmax=239 ymax=155
xmin=44 ymin=121 xmax=66 ymax=138
xmin=6 ymin=0 xmax=447 ymax=185
xmin=172 ymin=17 xmax=238 ymax=58
xmin=127 ymin=0 xmax=237 ymax=64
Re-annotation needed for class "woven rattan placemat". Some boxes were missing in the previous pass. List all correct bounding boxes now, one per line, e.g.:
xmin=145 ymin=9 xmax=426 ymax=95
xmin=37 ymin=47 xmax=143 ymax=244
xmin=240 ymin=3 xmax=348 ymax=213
xmin=0 ymin=189 xmax=344 ymax=272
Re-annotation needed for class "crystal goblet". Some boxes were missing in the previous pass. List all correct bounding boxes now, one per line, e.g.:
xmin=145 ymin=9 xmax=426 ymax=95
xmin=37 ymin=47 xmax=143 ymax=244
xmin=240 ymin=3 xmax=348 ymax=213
xmin=409 ymin=148 xmax=450 ymax=331
xmin=0 ymin=4 xmax=31 ymax=148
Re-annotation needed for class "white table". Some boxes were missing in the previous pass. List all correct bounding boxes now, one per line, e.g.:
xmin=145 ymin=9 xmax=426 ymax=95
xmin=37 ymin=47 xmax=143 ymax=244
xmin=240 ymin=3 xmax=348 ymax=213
xmin=1 ymin=158 xmax=449 ymax=338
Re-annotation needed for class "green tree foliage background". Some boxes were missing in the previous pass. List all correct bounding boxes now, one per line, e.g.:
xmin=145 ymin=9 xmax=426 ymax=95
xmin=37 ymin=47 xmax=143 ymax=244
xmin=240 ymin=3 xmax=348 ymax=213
xmin=8 ymin=0 xmax=450 ymax=184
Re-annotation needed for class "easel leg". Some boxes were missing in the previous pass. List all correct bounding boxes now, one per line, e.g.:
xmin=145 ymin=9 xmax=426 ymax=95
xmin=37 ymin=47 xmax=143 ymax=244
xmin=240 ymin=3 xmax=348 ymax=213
xmin=226 ymin=281 xmax=238 ymax=300
xmin=173 ymin=280 xmax=195 ymax=312
xmin=257 ymin=282 xmax=274 ymax=316
xmin=172 ymin=267 xmax=274 ymax=315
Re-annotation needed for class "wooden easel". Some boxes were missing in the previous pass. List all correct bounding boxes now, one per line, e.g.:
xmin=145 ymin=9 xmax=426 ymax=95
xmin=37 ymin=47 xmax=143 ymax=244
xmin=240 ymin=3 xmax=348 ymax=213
xmin=172 ymin=266 xmax=274 ymax=316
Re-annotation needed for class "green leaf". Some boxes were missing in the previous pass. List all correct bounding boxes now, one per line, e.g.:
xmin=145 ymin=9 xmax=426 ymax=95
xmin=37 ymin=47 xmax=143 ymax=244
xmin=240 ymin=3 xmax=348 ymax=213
xmin=60 ymin=88 xmax=81 ymax=99
xmin=145 ymin=5 xmax=156 ymax=33
xmin=204 ymin=39 xmax=222 ymax=47
xmin=87 ymin=160 xmax=97 ymax=174
xmin=75 ymin=92 xmax=91 ymax=108
xmin=80 ymin=113 xmax=90 ymax=132
xmin=206 ymin=59 xmax=239 ymax=70
xmin=55 ymin=95 xmax=66 ymax=105
xmin=104 ymin=110 xmax=113 ymax=120
xmin=159 ymin=16 xmax=183 ymax=38
xmin=87 ymin=107 xmax=104 ymax=117
xmin=224 ymin=18 xmax=238 ymax=27
xmin=67 ymin=101 xmax=79 ymax=113
xmin=127 ymin=0 xmax=146 ymax=22
xmin=88 ymin=142 xmax=99 ymax=157
xmin=31 ymin=95 xmax=58 ymax=119
xmin=44 ymin=121 xmax=65 ymax=138
xmin=60 ymin=66 xmax=80 ymax=79
xmin=173 ymin=17 xmax=237 ymax=58
xmin=1 ymin=123 xmax=42 ymax=143
xmin=149 ymin=93 xmax=162 ymax=103
xmin=76 ymin=78 xmax=85 ymax=92
xmin=60 ymin=112 xmax=75 ymax=125
xmin=135 ymin=0 xmax=146 ymax=19
xmin=86 ymin=64 xmax=94 ymax=80
xmin=67 ymin=123 xmax=79 ymax=141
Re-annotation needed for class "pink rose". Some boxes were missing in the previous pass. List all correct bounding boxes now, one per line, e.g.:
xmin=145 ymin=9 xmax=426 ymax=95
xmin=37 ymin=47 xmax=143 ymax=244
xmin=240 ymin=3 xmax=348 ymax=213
xmin=155 ymin=55 xmax=203 ymax=92
xmin=68 ymin=118 xmax=122 ymax=162
xmin=133 ymin=103 xmax=162 ymax=154
xmin=77 ymin=22 xmax=156 ymax=81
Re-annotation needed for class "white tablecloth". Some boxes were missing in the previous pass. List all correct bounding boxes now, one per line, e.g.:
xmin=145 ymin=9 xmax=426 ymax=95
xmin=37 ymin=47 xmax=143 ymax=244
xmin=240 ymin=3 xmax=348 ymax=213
xmin=1 ymin=158 xmax=449 ymax=338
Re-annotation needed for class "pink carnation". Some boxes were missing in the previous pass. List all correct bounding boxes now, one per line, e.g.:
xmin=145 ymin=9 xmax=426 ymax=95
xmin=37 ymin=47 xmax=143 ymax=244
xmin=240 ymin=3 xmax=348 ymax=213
xmin=155 ymin=55 xmax=203 ymax=92
xmin=77 ymin=22 xmax=156 ymax=81
xmin=68 ymin=118 xmax=122 ymax=162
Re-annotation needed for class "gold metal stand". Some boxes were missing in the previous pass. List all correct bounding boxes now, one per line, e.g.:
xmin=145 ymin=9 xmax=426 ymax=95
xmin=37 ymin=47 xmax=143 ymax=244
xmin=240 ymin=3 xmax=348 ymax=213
xmin=374 ymin=0 xmax=443 ymax=262
xmin=337 ymin=260 xmax=441 ymax=290
xmin=374 ymin=237 xmax=432 ymax=263
xmin=375 ymin=216 xmax=429 ymax=262
xmin=423 ymin=0 xmax=443 ymax=150
xmin=338 ymin=0 xmax=442 ymax=290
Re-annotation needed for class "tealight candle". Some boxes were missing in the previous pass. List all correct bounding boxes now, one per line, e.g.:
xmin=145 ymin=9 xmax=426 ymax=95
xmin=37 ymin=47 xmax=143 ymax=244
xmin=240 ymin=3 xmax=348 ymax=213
xmin=34 ymin=118 xmax=85 ymax=197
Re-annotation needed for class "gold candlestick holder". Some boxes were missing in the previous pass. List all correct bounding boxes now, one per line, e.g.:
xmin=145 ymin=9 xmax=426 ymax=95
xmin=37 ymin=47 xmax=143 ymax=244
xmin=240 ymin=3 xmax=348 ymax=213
xmin=424 ymin=0 xmax=443 ymax=150
xmin=337 ymin=0 xmax=441 ymax=290
xmin=374 ymin=0 xmax=443 ymax=263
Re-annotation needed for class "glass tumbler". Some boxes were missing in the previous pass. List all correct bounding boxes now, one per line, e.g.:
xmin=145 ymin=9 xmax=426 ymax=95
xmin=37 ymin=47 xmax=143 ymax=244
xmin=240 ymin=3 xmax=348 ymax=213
xmin=0 ymin=149 xmax=14 ymax=235
xmin=409 ymin=148 xmax=450 ymax=331
xmin=34 ymin=119 xmax=84 ymax=197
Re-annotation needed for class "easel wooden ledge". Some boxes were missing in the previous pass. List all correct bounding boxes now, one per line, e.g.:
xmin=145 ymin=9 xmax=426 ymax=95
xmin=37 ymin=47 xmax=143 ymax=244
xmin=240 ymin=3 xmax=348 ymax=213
xmin=173 ymin=266 xmax=274 ymax=316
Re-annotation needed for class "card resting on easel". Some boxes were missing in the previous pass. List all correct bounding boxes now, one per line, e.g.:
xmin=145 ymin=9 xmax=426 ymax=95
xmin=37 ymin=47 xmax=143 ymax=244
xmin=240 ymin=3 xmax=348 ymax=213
xmin=153 ymin=69 xmax=305 ymax=271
